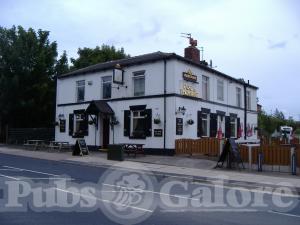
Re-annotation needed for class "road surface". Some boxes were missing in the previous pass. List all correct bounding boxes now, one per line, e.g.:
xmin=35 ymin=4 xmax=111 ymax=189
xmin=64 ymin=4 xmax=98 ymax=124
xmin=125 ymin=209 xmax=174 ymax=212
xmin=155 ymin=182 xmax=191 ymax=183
xmin=0 ymin=153 xmax=299 ymax=225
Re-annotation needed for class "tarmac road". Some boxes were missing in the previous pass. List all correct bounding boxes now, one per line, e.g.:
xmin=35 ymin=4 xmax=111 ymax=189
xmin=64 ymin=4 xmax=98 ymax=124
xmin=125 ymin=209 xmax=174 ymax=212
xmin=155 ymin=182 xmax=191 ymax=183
xmin=0 ymin=153 xmax=299 ymax=225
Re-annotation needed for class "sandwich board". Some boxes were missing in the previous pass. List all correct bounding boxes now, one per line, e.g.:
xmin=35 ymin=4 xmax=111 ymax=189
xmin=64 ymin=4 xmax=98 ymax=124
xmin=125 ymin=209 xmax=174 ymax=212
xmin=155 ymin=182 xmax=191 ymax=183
xmin=215 ymin=138 xmax=244 ymax=169
xmin=73 ymin=138 xmax=89 ymax=156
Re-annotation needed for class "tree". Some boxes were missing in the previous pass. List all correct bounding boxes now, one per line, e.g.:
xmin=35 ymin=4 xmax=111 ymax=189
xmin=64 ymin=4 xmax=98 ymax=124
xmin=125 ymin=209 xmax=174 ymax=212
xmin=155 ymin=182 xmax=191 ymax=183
xmin=70 ymin=44 xmax=129 ymax=70
xmin=55 ymin=51 xmax=69 ymax=76
xmin=0 ymin=26 xmax=60 ymax=130
xmin=258 ymin=109 xmax=297 ymax=139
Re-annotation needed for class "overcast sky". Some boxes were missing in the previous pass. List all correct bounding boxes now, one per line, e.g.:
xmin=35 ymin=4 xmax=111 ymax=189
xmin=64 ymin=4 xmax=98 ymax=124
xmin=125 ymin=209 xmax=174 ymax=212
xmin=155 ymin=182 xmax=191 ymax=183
xmin=1 ymin=0 xmax=299 ymax=119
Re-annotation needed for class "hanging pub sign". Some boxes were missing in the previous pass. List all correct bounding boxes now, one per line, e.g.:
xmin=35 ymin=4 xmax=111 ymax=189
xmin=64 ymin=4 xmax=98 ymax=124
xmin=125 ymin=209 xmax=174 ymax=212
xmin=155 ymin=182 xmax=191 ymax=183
xmin=182 ymin=69 xmax=197 ymax=83
xmin=176 ymin=118 xmax=183 ymax=135
xmin=180 ymin=84 xmax=198 ymax=97
xmin=113 ymin=64 xmax=124 ymax=84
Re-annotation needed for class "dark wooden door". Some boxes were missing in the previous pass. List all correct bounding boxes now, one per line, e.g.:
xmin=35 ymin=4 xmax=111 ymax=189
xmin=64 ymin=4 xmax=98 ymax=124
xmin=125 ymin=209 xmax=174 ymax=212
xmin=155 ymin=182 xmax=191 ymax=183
xmin=102 ymin=118 xmax=110 ymax=148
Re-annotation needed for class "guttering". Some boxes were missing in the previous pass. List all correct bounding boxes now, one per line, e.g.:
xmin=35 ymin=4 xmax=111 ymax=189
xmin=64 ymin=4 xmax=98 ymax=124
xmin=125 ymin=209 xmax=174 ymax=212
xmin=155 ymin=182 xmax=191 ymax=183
xmin=163 ymin=59 xmax=167 ymax=152
xmin=243 ymin=82 xmax=247 ymax=140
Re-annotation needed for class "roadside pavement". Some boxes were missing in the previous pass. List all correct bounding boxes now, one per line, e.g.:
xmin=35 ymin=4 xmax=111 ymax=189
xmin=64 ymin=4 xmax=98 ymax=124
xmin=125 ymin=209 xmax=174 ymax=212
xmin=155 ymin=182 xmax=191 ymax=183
xmin=0 ymin=145 xmax=299 ymax=189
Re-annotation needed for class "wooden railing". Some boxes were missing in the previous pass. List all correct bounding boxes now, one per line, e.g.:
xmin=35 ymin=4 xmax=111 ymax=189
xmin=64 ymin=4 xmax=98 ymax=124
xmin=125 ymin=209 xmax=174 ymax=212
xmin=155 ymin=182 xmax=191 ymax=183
xmin=175 ymin=138 xmax=220 ymax=156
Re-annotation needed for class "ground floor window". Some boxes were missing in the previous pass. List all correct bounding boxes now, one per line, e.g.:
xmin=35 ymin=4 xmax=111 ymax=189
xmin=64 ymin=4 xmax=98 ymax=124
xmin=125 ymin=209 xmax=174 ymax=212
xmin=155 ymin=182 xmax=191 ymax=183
xmin=230 ymin=117 xmax=237 ymax=138
xmin=69 ymin=110 xmax=88 ymax=137
xmin=201 ymin=113 xmax=210 ymax=137
xmin=131 ymin=110 xmax=146 ymax=138
xmin=217 ymin=115 xmax=225 ymax=138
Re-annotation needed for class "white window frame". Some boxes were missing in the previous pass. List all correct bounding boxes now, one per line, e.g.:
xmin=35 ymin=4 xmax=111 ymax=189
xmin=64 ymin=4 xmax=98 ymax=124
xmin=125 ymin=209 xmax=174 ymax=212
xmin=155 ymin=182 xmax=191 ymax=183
xmin=74 ymin=113 xmax=84 ymax=135
xmin=133 ymin=72 xmax=145 ymax=97
xmin=201 ymin=113 xmax=210 ymax=137
xmin=202 ymin=75 xmax=209 ymax=100
xmin=76 ymin=80 xmax=85 ymax=102
xmin=246 ymin=90 xmax=251 ymax=110
xmin=217 ymin=79 xmax=224 ymax=101
xmin=130 ymin=110 xmax=146 ymax=136
xmin=102 ymin=76 xmax=112 ymax=99
xmin=230 ymin=117 xmax=237 ymax=138
xmin=236 ymin=87 xmax=241 ymax=107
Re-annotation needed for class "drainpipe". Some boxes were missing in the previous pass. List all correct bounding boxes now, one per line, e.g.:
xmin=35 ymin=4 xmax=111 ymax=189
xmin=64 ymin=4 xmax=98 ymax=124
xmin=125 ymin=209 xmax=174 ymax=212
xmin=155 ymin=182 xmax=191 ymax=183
xmin=243 ymin=81 xmax=247 ymax=140
xmin=163 ymin=59 xmax=167 ymax=153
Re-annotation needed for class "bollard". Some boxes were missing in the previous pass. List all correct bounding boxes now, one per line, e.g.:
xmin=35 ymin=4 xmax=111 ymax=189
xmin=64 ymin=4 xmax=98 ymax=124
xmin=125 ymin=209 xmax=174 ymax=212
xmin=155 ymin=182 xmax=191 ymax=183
xmin=258 ymin=152 xmax=263 ymax=172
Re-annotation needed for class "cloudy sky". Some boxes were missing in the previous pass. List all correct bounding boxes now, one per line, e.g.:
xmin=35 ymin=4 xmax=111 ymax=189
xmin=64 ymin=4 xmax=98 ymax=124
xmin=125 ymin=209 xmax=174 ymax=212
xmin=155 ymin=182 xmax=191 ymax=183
xmin=1 ymin=0 xmax=300 ymax=119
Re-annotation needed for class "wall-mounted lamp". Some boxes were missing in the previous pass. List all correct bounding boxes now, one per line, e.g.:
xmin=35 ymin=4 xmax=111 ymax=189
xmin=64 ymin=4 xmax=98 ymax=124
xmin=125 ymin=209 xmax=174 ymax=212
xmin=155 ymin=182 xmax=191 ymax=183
xmin=176 ymin=106 xmax=186 ymax=115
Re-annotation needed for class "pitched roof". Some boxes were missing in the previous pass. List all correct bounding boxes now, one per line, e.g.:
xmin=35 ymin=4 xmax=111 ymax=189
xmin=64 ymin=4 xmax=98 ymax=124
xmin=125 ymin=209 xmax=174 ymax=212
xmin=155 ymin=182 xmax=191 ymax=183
xmin=59 ymin=51 xmax=258 ymax=89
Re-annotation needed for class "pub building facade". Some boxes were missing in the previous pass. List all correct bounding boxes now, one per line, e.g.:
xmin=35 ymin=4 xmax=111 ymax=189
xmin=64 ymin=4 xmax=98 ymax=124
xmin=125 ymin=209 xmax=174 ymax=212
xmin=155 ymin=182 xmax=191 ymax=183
xmin=55 ymin=40 xmax=258 ymax=154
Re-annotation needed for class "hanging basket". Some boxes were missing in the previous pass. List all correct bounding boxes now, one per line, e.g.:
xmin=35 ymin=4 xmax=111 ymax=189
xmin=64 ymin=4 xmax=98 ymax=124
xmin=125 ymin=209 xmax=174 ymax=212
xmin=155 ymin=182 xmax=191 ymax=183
xmin=187 ymin=119 xmax=194 ymax=125
xmin=154 ymin=118 xmax=161 ymax=124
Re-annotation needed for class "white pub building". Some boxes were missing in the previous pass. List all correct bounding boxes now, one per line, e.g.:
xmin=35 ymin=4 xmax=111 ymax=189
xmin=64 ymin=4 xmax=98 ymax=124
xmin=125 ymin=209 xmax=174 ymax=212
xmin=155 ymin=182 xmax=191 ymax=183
xmin=55 ymin=38 xmax=258 ymax=154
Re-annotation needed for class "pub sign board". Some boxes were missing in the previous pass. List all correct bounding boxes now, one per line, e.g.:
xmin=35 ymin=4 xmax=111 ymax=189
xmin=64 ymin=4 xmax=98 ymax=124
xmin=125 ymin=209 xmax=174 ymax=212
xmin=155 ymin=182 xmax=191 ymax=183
xmin=176 ymin=118 xmax=183 ymax=135
xmin=59 ymin=119 xmax=66 ymax=133
xmin=182 ymin=69 xmax=197 ymax=83
xmin=154 ymin=129 xmax=163 ymax=137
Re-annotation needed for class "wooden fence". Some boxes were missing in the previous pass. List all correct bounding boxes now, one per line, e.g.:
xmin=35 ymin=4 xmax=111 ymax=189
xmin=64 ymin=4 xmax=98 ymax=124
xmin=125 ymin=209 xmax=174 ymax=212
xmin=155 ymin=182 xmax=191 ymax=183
xmin=239 ymin=145 xmax=292 ymax=165
xmin=7 ymin=128 xmax=55 ymax=144
xmin=175 ymin=138 xmax=300 ymax=170
xmin=175 ymin=138 xmax=220 ymax=156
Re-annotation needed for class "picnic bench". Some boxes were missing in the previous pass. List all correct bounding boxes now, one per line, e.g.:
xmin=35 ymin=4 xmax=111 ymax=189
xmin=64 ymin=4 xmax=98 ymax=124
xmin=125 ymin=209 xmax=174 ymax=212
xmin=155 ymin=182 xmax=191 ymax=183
xmin=47 ymin=141 xmax=72 ymax=151
xmin=23 ymin=140 xmax=45 ymax=150
xmin=120 ymin=143 xmax=145 ymax=157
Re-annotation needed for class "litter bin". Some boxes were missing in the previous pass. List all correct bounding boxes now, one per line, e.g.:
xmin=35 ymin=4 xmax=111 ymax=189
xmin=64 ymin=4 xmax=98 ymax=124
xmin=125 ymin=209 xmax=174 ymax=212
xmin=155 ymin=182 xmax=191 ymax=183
xmin=107 ymin=144 xmax=124 ymax=161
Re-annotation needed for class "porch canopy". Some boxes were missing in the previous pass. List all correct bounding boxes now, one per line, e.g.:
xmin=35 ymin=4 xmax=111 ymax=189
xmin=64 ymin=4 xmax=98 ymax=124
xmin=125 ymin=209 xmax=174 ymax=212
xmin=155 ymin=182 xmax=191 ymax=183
xmin=85 ymin=100 xmax=114 ymax=115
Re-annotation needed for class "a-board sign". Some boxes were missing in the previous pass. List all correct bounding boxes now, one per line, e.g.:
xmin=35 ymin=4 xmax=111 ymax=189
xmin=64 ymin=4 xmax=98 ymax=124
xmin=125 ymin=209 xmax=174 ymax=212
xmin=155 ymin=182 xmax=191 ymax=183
xmin=215 ymin=138 xmax=244 ymax=169
xmin=59 ymin=119 xmax=66 ymax=133
xmin=176 ymin=118 xmax=183 ymax=135
xmin=73 ymin=138 xmax=89 ymax=156
xmin=154 ymin=129 xmax=163 ymax=137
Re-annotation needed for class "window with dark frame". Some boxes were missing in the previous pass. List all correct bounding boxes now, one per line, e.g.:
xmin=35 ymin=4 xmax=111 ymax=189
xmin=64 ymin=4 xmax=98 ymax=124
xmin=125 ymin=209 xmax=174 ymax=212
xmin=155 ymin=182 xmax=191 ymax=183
xmin=75 ymin=113 xmax=85 ymax=136
xmin=76 ymin=80 xmax=85 ymax=102
xmin=133 ymin=71 xmax=145 ymax=96
xmin=102 ymin=76 xmax=112 ymax=99
xmin=201 ymin=113 xmax=210 ymax=137
xmin=131 ymin=110 xmax=146 ymax=137
xmin=230 ymin=117 xmax=237 ymax=138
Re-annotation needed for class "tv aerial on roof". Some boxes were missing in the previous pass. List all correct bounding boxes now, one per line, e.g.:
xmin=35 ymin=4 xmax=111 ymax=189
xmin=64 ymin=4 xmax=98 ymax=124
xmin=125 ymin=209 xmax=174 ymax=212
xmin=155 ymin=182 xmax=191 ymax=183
xmin=181 ymin=32 xmax=191 ymax=39
xmin=180 ymin=32 xmax=197 ymax=47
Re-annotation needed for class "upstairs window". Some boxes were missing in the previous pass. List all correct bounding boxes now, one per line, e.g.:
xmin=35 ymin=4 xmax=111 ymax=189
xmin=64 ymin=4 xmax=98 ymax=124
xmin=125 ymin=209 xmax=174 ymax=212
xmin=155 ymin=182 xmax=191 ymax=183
xmin=76 ymin=80 xmax=85 ymax=102
xmin=217 ymin=80 xmax=224 ymax=101
xmin=133 ymin=71 xmax=145 ymax=96
xmin=102 ymin=76 xmax=112 ymax=99
xmin=236 ymin=87 xmax=242 ymax=107
xmin=246 ymin=90 xmax=251 ymax=110
xmin=202 ymin=75 xmax=209 ymax=100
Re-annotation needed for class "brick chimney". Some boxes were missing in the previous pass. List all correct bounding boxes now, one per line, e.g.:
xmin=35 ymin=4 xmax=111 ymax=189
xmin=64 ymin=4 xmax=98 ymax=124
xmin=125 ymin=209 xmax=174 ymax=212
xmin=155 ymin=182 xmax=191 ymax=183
xmin=184 ymin=37 xmax=200 ymax=62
